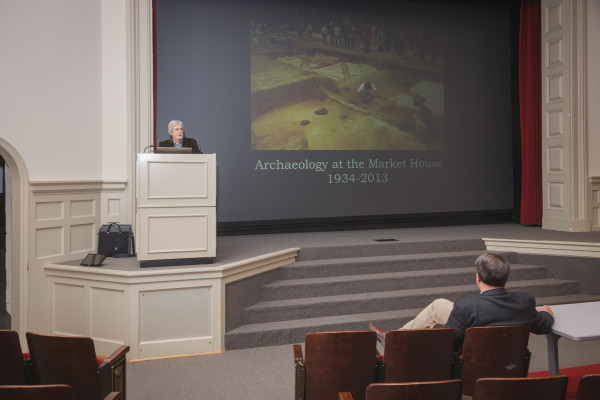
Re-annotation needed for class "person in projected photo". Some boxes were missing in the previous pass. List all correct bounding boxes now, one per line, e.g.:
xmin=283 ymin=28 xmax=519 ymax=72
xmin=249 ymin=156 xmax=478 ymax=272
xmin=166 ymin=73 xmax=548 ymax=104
xmin=357 ymin=82 xmax=376 ymax=103
xmin=158 ymin=120 xmax=202 ymax=154
xmin=369 ymin=252 xmax=554 ymax=353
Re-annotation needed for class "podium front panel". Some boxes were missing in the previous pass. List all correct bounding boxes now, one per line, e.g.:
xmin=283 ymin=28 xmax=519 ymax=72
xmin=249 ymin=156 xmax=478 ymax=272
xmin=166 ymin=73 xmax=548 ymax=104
xmin=138 ymin=153 xmax=216 ymax=208
xmin=137 ymin=207 xmax=216 ymax=260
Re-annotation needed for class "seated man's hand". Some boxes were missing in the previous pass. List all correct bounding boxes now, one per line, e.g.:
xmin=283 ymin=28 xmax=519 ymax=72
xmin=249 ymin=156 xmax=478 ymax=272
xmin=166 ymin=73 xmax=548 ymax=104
xmin=537 ymin=304 xmax=554 ymax=317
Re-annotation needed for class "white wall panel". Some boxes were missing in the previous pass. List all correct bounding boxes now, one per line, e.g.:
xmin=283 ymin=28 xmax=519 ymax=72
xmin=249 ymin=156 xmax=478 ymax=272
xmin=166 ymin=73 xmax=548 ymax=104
xmin=139 ymin=287 xmax=212 ymax=341
xmin=36 ymin=202 xmax=64 ymax=221
xmin=52 ymin=282 xmax=86 ymax=335
xmin=36 ymin=227 xmax=65 ymax=259
xmin=91 ymin=287 xmax=126 ymax=345
xmin=70 ymin=223 xmax=96 ymax=254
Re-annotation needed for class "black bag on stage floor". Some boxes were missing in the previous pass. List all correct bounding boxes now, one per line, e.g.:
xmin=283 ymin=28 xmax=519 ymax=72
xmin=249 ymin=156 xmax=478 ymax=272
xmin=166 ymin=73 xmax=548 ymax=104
xmin=97 ymin=223 xmax=136 ymax=257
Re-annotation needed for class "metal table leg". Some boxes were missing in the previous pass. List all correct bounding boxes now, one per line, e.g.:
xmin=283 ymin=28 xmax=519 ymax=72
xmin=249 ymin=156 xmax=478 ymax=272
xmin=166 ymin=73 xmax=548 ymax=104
xmin=546 ymin=332 xmax=560 ymax=376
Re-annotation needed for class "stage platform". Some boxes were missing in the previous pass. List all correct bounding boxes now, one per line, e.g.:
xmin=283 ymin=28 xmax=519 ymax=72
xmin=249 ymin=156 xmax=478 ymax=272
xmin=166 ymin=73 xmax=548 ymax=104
xmin=45 ymin=223 xmax=600 ymax=359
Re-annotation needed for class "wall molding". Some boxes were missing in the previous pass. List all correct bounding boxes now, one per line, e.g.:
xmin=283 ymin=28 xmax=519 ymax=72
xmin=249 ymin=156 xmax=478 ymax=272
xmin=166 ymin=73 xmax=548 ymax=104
xmin=29 ymin=180 xmax=127 ymax=194
xmin=483 ymin=237 xmax=600 ymax=258
xmin=591 ymin=175 xmax=600 ymax=231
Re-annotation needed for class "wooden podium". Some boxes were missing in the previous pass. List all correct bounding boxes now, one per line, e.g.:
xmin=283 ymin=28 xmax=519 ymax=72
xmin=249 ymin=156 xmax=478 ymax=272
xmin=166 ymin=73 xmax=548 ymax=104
xmin=136 ymin=153 xmax=216 ymax=267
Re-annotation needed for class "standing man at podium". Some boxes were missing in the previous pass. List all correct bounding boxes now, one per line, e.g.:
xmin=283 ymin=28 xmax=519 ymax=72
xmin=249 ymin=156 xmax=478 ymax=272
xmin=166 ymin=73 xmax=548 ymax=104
xmin=158 ymin=120 xmax=202 ymax=153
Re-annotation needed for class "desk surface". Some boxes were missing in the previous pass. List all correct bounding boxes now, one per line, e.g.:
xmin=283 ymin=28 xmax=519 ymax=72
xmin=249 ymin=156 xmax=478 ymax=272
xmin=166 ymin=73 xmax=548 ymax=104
xmin=550 ymin=301 xmax=600 ymax=341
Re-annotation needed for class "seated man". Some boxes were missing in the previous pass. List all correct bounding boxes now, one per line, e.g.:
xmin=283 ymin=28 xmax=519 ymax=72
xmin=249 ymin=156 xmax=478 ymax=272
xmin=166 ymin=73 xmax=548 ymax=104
xmin=158 ymin=119 xmax=202 ymax=154
xmin=369 ymin=252 xmax=554 ymax=351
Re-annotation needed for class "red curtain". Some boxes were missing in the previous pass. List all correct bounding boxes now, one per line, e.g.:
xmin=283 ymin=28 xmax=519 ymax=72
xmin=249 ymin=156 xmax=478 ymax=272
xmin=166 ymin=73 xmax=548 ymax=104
xmin=519 ymin=0 xmax=542 ymax=225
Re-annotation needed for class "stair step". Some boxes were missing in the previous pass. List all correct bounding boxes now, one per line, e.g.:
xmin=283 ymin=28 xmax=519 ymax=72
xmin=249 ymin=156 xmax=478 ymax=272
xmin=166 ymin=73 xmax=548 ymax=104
xmin=244 ymin=279 xmax=579 ymax=324
xmin=280 ymin=250 xmax=517 ymax=279
xmin=295 ymin=238 xmax=486 ymax=261
xmin=225 ymin=308 xmax=421 ymax=349
xmin=263 ymin=264 xmax=548 ymax=301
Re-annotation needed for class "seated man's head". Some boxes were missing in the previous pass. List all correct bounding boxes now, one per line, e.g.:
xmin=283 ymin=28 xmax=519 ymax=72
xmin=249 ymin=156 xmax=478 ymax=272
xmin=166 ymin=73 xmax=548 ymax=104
xmin=475 ymin=252 xmax=510 ymax=288
xmin=168 ymin=120 xmax=185 ymax=143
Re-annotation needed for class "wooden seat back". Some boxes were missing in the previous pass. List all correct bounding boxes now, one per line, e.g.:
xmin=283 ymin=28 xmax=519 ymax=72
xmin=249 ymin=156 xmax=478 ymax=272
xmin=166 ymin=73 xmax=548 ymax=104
xmin=0 ymin=384 xmax=77 ymax=400
xmin=383 ymin=328 xmax=455 ymax=382
xmin=472 ymin=376 xmax=568 ymax=400
xmin=460 ymin=325 xmax=531 ymax=396
xmin=26 ymin=332 xmax=104 ymax=400
xmin=576 ymin=374 xmax=600 ymax=400
xmin=303 ymin=331 xmax=378 ymax=400
xmin=0 ymin=329 xmax=27 ymax=385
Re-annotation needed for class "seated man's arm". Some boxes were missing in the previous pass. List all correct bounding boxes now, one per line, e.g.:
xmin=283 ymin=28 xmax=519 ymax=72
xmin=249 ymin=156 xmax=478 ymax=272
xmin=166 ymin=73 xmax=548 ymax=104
xmin=537 ymin=304 xmax=554 ymax=317
xmin=435 ymin=303 xmax=471 ymax=348
xmin=530 ymin=303 xmax=555 ymax=334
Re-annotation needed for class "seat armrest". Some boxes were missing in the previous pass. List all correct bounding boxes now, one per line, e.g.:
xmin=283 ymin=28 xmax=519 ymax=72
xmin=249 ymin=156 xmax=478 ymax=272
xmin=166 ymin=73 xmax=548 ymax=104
xmin=450 ymin=351 xmax=462 ymax=379
xmin=102 ymin=346 xmax=130 ymax=366
xmin=339 ymin=392 xmax=354 ymax=400
xmin=293 ymin=344 xmax=305 ymax=400
xmin=375 ymin=348 xmax=385 ymax=382
xmin=103 ymin=392 xmax=121 ymax=400
xmin=523 ymin=349 xmax=532 ymax=377
xmin=98 ymin=346 xmax=129 ymax=400
xmin=293 ymin=344 xmax=303 ymax=363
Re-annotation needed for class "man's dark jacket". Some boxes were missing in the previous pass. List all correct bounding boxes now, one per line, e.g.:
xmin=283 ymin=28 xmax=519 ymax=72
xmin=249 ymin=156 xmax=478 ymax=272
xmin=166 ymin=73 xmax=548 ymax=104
xmin=436 ymin=288 xmax=554 ymax=350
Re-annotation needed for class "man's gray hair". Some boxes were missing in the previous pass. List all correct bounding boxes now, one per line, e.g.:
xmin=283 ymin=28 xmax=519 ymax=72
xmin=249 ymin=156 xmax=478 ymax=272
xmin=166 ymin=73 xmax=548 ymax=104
xmin=168 ymin=120 xmax=184 ymax=134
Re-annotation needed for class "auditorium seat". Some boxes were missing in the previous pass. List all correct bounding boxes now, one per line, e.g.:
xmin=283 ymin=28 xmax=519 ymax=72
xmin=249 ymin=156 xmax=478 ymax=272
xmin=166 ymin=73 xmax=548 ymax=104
xmin=381 ymin=328 xmax=455 ymax=383
xmin=0 ymin=329 xmax=29 ymax=385
xmin=294 ymin=330 xmax=380 ymax=400
xmin=338 ymin=380 xmax=462 ymax=400
xmin=472 ymin=376 xmax=568 ymax=400
xmin=26 ymin=332 xmax=129 ymax=400
xmin=576 ymin=374 xmax=600 ymax=400
xmin=0 ymin=384 xmax=77 ymax=400
xmin=457 ymin=325 xmax=531 ymax=396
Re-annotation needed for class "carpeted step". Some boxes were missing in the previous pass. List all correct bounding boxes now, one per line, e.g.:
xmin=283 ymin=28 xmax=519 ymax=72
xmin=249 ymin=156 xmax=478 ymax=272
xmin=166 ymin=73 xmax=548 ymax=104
xmin=243 ymin=279 xmax=579 ymax=324
xmin=225 ymin=308 xmax=422 ymax=350
xmin=262 ymin=264 xmax=549 ymax=301
xmin=505 ymin=279 xmax=581 ymax=299
xmin=295 ymin=238 xmax=486 ymax=261
xmin=279 ymin=250 xmax=518 ymax=280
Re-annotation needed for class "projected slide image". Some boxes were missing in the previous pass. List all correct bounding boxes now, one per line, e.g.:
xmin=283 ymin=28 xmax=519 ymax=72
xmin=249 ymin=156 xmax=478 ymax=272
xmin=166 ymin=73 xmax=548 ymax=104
xmin=250 ymin=8 xmax=445 ymax=151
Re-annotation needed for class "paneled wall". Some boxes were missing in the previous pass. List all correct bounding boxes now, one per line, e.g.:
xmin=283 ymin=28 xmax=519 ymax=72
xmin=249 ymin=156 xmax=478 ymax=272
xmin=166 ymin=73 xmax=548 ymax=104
xmin=27 ymin=182 xmax=104 ymax=333
xmin=541 ymin=0 xmax=590 ymax=231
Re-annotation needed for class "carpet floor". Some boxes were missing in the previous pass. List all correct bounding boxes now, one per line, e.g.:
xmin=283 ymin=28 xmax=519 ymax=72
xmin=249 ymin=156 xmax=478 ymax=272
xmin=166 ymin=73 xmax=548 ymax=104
xmin=529 ymin=363 xmax=600 ymax=400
